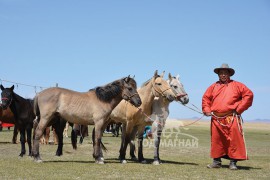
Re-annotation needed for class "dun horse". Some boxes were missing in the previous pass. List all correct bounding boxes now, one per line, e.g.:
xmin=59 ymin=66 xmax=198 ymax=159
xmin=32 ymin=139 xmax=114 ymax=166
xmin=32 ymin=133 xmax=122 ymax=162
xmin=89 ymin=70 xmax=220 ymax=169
xmin=130 ymin=73 xmax=189 ymax=165
xmin=0 ymin=85 xmax=35 ymax=156
xmin=0 ymin=106 xmax=18 ymax=144
xmin=109 ymin=70 xmax=176 ymax=163
xmin=32 ymin=76 xmax=141 ymax=164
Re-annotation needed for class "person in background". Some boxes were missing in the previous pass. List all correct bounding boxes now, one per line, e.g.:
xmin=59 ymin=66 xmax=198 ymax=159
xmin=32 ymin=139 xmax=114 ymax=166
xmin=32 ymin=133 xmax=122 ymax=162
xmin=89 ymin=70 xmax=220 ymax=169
xmin=202 ymin=63 xmax=253 ymax=170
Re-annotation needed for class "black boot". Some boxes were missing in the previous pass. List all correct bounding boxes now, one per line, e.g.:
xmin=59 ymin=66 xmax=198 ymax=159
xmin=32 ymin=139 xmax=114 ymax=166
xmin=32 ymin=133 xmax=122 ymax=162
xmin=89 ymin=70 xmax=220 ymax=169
xmin=207 ymin=158 xmax=222 ymax=168
xmin=229 ymin=160 xmax=238 ymax=170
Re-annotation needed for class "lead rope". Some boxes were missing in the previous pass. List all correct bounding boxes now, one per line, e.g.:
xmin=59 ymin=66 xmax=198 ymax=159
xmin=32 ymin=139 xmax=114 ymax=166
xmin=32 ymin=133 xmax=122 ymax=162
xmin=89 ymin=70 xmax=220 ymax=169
xmin=137 ymin=107 xmax=164 ymax=127
xmin=237 ymin=115 xmax=248 ymax=160
xmin=176 ymin=101 xmax=205 ymax=127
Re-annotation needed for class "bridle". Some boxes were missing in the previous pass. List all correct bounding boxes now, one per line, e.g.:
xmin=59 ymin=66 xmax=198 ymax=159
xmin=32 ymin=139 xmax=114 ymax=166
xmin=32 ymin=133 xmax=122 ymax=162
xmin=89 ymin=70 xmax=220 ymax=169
xmin=1 ymin=96 xmax=13 ymax=109
xmin=151 ymin=81 xmax=171 ymax=97
xmin=123 ymin=92 xmax=139 ymax=103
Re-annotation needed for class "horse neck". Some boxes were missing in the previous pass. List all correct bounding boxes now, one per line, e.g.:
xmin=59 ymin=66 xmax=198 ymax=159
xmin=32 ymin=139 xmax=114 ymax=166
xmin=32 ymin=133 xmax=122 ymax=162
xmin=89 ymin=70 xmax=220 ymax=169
xmin=138 ymin=80 xmax=155 ymax=113
xmin=9 ymin=93 xmax=29 ymax=119
xmin=152 ymin=97 xmax=170 ymax=118
xmin=108 ymin=94 xmax=124 ymax=110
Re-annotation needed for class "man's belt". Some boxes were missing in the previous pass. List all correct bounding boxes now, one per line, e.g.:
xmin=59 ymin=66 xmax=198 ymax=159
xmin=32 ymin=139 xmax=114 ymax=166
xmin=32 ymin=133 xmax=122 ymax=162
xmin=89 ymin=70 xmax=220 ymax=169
xmin=213 ymin=111 xmax=234 ymax=117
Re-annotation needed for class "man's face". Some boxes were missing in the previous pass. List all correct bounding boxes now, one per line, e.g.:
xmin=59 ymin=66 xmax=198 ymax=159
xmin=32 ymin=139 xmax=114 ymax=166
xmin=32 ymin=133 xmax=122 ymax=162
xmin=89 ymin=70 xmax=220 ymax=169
xmin=218 ymin=69 xmax=230 ymax=83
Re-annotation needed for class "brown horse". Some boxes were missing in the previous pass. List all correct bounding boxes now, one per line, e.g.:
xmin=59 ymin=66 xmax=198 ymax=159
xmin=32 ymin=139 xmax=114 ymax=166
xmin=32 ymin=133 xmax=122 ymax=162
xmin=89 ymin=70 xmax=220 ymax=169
xmin=130 ymin=73 xmax=189 ymax=165
xmin=32 ymin=76 xmax=141 ymax=164
xmin=0 ymin=106 xmax=18 ymax=143
xmin=109 ymin=70 xmax=176 ymax=163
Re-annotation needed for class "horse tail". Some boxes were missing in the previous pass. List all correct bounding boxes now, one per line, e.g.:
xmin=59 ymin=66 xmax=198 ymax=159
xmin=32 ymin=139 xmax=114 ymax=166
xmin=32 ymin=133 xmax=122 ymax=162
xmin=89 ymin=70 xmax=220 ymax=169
xmin=33 ymin=96 xmax=40 ymax=131
xmin=92 ymin=127 xmax=108 ymax=152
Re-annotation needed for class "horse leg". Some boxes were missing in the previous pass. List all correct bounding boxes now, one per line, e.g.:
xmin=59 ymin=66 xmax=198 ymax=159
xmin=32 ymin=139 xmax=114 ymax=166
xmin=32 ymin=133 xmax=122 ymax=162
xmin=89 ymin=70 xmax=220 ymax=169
xmin=54 ymin=118 xmax=65 ymax=156
xmin=79 ymin=125 xmax=84 ymax=144
xmin=45 ymin=127 xmax=50 ymax=144
xmin=115 ymin=123 xmax=120 ymax=137
xmin=119 ymin=123 xmax=133 ymax=164
xmin=63 ymin=122 xmax=69 ymax=138
xmin=137 ymin=127 xmax=147 ymax=164
xmin=12 ymin=125 xmax=19 ymax=144
xmin=129 ymin=126 xmax=138 ymax=160
xmin=153 ymin=124 xmax=163 ymax=165
xmin=93 ymin=121 xmax=110 ymax=162
xmin=26 ymin=124 xmax=33 ymax=156
xmin=53 ymin=128 xmax=58 ymax=145
xmin=93 ymin=122 xmax=104 ymax=164
xmin=32 ymin=118 xmax=48 ymax=163
xmin=19 ymin=127 xmax=26 ymax=157
xmin=70 ymin=124 xmax=78 ymax=150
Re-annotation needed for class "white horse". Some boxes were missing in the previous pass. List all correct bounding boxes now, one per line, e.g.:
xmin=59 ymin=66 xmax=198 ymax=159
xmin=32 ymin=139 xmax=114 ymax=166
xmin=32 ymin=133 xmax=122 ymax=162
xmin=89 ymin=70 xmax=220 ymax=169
xmin=129 ymin=73 xmax=189 ymax=164
xmin=109 ymin=70 xmax=176 ymax=163
xmin=151 ymin=73 xmax=189 ymax=165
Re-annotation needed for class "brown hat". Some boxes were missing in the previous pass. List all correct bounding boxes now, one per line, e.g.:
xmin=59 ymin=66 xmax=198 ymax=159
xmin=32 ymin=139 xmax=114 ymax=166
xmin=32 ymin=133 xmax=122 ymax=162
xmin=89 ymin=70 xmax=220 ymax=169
xmin=214 ymin=63 xmax=235 ymax=76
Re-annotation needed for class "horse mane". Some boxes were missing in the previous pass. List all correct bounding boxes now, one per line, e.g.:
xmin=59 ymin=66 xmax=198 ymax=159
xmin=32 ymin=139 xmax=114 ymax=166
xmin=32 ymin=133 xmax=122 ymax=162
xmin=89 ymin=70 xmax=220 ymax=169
xmin=93 ymin=79 xmax=123 ymax=103
xmin=141 ymin=75 xmax=160 ymax=87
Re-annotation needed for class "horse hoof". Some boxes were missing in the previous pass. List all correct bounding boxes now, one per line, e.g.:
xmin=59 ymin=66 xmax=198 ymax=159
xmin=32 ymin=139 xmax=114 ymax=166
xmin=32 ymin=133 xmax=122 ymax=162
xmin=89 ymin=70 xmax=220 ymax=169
xmin=34 ymin=158 xmax=43 ymax=163
xmin=121 ymin=160 xmax=127 ymax=164
xmin=100 ymin=157 xmax=104 ymax=161
xmin=95 ymin=160 xmax=104 ymax=164
xmin=19 ymin=153 xmax=24 ymax=157
xmin=130 ymin=157 xmax=138 ymax=161
xmin=153 ymin=160 xmax=160 ymax=165
xmin=140 ymin=160 xmax=147 ymax=164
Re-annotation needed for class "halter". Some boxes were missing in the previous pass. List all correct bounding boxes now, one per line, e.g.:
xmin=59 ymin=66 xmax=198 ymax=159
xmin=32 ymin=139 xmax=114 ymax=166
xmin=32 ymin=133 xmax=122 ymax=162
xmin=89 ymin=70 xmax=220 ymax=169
xmin=151 ymin=81 xmax=171 ymax=98
xmin=177 ymin=93 xmax=188 ymax=98
xmin=1 ymin=96 xmax=13 ymax=109
xmin=123 ymin=92 xmax=139 ymax=103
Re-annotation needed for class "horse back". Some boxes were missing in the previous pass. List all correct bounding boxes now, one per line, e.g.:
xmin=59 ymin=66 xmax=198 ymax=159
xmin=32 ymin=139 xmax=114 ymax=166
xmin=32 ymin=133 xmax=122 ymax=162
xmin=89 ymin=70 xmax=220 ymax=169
xmin=36 ymin=87 xmax=109 ymax=125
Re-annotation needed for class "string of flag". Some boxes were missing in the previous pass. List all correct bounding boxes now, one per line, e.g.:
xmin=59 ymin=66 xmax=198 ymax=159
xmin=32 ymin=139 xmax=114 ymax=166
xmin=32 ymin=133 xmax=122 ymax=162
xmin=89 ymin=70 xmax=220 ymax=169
xmin=0 ymin=78 xmax=50 ymax=93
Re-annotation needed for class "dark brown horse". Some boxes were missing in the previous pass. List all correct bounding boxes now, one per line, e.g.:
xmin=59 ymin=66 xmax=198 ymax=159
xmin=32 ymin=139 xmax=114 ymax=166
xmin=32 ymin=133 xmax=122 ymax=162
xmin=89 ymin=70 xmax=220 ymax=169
xmin=32 ymin=76 xmax=142 ymax=164
xmin=0 ymin=106 xmax=18 ymax=143
xmin=0 ymin=85 xmax=67 ymax=157
xmin=0 ymin=85 xmax=35 ymax=157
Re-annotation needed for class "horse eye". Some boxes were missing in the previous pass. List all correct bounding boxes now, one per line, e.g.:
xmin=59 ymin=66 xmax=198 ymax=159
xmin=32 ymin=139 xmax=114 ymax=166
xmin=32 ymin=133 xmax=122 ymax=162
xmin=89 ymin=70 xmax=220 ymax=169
xmin=156 ymin=83 xmax=162 ymax=86
xmin=128 ymin=87 xmax=133 ymax=91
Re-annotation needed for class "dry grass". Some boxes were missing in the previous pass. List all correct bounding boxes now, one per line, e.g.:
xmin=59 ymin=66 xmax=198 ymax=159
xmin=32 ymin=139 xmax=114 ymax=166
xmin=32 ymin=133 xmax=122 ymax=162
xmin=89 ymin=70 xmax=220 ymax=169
xmin=0 ymin=120 xmax=269 ymax=179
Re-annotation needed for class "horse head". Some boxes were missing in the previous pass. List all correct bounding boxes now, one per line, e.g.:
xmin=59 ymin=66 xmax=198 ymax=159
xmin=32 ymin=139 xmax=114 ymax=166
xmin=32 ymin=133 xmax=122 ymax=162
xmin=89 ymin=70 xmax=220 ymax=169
xmin=0 ymin=85 xmax=15 ymax=110
xmin=150 ymin=70 xmax=175 ymax=102
xmin=167 ymin=73 xmax=189 ymax=104
xmin=122 ymin=76 xmax=142 ymax=107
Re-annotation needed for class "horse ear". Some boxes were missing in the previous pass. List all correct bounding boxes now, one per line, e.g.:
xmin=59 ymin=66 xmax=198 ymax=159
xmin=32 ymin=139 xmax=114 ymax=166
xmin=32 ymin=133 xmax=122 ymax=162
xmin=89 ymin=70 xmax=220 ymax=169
xmin=160 ymin=71 xmax=165 ymax=78
xmin=11 ymin=85 xmax=15 ymax=91
xmin=176 ymin=74 xmax=180 ymax=80
xmin=125 ymin=75 xmax=131 ymax=83
xmin=132 ymin=75 xmax=135 ymax=79
xmin=168 ymin=73 xmax=172 ymax=81
xmin=154 ymin=70 xmax=158 ymax=79
xmin=0 ymin=84 xmax=4 ymax=91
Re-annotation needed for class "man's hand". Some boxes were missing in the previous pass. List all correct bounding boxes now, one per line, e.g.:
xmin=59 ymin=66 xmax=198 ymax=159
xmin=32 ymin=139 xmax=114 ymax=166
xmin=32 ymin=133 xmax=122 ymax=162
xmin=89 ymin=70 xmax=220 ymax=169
xmin=204 ymin=112 xmax=212 ymax=116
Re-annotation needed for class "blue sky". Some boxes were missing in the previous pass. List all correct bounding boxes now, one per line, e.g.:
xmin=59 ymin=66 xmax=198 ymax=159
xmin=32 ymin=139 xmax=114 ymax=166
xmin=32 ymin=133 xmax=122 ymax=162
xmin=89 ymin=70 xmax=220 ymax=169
xmin=0 ymin=0 xmax=269 ymax=121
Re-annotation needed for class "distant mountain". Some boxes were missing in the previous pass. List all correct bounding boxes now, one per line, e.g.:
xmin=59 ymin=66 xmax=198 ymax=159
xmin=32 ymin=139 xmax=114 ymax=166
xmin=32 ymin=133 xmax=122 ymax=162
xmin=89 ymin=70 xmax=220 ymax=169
xmin=169 ymin=117 xmax=270 ymax=123
xmin=249 ymin=119 xmax=270 ymax=123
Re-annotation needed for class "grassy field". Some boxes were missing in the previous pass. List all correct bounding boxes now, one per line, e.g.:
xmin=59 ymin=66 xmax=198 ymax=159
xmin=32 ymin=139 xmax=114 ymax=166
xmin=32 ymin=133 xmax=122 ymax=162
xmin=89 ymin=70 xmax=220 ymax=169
xmin=0 ymin=120 xmax=269 ymax=179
